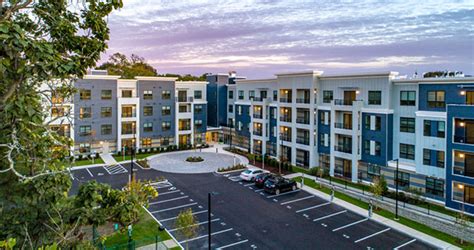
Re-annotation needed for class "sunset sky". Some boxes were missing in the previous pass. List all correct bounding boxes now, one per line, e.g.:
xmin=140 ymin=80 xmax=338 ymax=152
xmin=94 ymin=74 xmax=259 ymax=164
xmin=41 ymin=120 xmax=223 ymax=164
xmin=102 ymin=0 xmax=474 ymax=78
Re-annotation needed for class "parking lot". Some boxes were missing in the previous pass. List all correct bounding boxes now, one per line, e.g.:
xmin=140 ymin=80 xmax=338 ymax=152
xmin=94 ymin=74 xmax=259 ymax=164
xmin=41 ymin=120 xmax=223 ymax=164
xmin=71 ymin=165 xmax=436 ymax=249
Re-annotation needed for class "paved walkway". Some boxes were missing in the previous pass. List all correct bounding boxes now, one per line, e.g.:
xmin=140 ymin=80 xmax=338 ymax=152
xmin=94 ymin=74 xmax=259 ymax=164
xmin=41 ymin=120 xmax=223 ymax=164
xmin=137 ymin=239 xmax=179 ymax=250
xmin=285 ymin=173 xmax=460 ymax=250
xmin=100 ymin=153 xmax=118 ymax=166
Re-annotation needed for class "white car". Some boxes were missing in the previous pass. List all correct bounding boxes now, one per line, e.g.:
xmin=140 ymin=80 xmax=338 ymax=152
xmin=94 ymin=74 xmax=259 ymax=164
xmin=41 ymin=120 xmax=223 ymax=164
xmin=240 ymin=169 xmax=268 ymax=181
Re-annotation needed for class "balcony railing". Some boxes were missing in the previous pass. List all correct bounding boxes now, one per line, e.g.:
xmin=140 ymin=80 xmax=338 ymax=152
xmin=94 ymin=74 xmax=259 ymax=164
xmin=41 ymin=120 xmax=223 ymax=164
xmin=178 ymin=126 xmax=191 ymax=131
xmin=334 ymin=99 xmax=355 ymax=106
xmin=335 ymin=122 xmax=353 ymax=130
xmin=253 ymin=97 xmax=263 ymax=102
xmin=176 ymin=96 xmax=193 ymax=103
xmin=121 ymin=129 xmax=136 ymax=135
xmin=281 ymin=135 xmax=292 ymax=142
xmin=280 ymin=116 xmax=292 ymax=122
xmin=296 ymin=117 xmax=310 ymax=124
xmin=296 ymin=137 xmax=310 ymax=145
xmin=296 ymin=159 xmax=309 ymax=167
xmin=253 ymin=114 xmax=263 ymax=119
xmin=121 ymin=112 xmax=136 ymax=118
xmin=334 ymin=145 xmax=352 ymax=153
xmin=253 ymin=131 xmax=263 ymax=136
xmin=296 ymin=98 xmax=310 ymax=104
xmin=454 ymin=135 xmax=474 ymax=144
xmin=280 ymin=97 xmax=292 ymax=103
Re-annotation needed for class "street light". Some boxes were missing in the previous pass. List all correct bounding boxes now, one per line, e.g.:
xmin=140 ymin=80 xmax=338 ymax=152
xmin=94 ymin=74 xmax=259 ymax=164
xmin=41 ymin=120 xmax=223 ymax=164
xmin=208 ymin=191 xmax=219 ymax=249
xmin=394 ymin=158 xmax=399 ymax=220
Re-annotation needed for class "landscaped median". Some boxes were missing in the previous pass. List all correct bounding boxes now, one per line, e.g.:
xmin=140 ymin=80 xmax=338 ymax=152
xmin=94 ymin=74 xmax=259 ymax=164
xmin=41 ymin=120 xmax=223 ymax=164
xmin=292 ymin=176 xmax=474 ymax=249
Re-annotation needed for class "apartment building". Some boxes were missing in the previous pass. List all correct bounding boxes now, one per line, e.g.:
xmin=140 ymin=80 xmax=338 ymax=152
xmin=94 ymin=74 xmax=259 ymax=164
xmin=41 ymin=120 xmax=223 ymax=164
xmin=46 ymin=71 xmax=208 ymax=156
xmin=226 ymin=70 xmax=474 ymax=214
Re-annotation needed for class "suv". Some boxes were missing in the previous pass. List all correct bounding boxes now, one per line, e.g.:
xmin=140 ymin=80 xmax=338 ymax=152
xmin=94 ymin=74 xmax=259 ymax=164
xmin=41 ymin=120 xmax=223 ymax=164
xmin=264 ymin=177 xmax=297 ymax=195
xmin=254 ymin=173 xmax=274 ymax=188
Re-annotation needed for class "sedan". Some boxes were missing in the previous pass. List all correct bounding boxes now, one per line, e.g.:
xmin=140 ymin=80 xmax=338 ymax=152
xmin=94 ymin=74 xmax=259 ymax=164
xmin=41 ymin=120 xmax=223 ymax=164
xmin=264 ymin=177 xmax=297 ymax=195
xmin=254 ymin=173 xmax=274 ymax=188
xmin=240 ymin=169 xmax=268 ymax=181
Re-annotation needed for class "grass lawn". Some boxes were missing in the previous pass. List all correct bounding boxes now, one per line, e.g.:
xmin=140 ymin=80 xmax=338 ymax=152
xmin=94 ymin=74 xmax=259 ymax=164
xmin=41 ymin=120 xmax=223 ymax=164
xmin=293 ymin=177 xmax=474 ymax=249
xmin=73 ymin=157 xmax=104 ymax=166
xmin=113 ymin=152 xmax=159 ymax=162
xmin=104 ymin=207 xmax=173 ymax=249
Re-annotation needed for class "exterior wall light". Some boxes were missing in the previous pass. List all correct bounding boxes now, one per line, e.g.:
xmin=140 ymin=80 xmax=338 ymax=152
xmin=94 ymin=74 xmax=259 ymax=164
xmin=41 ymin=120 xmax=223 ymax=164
xmin=458 ymin=184 xmax=464 ymax=189
xmin=459 ymin=153 xmax=465 ymax=158
xmin=459 ymin=122 xmax=465 ymax=127
xmin=356 ymin=90 xmax=360 ymax=94
xmin=460 ymin=90 xmax=466 ymax=96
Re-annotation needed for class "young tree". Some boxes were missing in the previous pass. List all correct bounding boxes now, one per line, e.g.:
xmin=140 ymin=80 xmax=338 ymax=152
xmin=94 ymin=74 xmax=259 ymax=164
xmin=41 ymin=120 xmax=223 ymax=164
xmin=317 ymin=167 xmax=324 ymax=189
xmin=455 ymin=204 xmax=470 ymax=245
xmin=371 ymin=176 xmax=387 ymax=210
xmin=174 ymin=208 xmax=199 ymax=250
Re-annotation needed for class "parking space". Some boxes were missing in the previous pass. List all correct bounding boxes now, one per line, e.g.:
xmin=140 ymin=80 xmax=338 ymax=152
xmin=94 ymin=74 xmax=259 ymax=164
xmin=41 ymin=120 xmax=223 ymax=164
xmin=145 ymin=180 xmax=254 ymax=249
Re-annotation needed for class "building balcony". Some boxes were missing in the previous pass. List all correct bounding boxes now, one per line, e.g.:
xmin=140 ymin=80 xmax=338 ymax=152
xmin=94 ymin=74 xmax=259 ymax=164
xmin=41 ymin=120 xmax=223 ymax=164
xmin=334 ymin=145 xmax=352 ymax=154
xmin=252 ymin=97 xmax=264 ymax=102
xmin=334 ymin=99 xmax=356 ymax=106
xmin=296 ymin=117 xmax=310 ymax=124
xmin=296 ymin=137 xmax=310 ymax=145
xmin=280 ymin=97 xmax=292 ymax=103
xmin=253 ymin=131 xmax=263 ymax=136
xmin=280 ymin=116 xmax=292 ymax=123
xmin=296 ymin=98 xmax=310 ymax=104
xmin=176 ymin=96 xmax=193 ymax=103
xmin=178 ymin=126 xmax=191 ymax=131
xmin=121 ymin=112 xmax=136 ymax=118
xmin=454 ymin=135 xmax=474 ymax=145
xmin=253 ymin=114 xmax=263 ymax=119
xmin=335 ymin=122 xmax=352 ymax=130
xmin=280 ymin=135 xmax=292 ymax=142
xmin=121 ymin=129 xmax=136 ymax=135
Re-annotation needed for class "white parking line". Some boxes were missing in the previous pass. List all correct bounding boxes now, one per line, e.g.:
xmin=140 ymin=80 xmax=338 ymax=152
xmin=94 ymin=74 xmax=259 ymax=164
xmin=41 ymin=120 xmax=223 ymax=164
xmin=169 ymin=218 xmax=220 ymax=232
xmin=151 ymin=202 xmax=197 ymax=213
xmin=313 ymin=210 xmax=347 ymax=222
xmin=159 ymin=189 xmax=181 ymax=196
xmin=280 ymin=195 xmax=315 ymax=205
xmin=354 ymin=228 xmax=390 ymax=243
xmin=179 ymin=228 xmax=233 ymax=244
xmin=216 ymin=239 xmax=249 ymax=249
xmin=244 ymin=183 xmax=255 ymax=187
xmin=266 ymin=189 xmax=300 ymax=199
xmin=254 ymin=189 xmax=264 ymax=192
xmin=296 ymin=202 xmax=331 ymax=213
xmin=149 ymin=196 xmax=189 ymax=205
xmin=394 ymin=239 xmax=417 ymax=249
xmin=160 ymin=210 xmax=208 ymax=222
xmin=85 ymin=168 xmax=93 ymax=177
xmin=332 ymin=218 xmax=368 ymax=232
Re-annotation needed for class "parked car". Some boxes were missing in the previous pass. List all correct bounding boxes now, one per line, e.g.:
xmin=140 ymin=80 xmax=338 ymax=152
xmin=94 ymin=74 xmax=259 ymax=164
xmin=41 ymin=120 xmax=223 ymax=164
xmin=240 ymin=169 xmax=268 ymax=181
xmin=264 ymin=177 xmax=297 ymax=195
xmin=254 ymin=173 xmax=274 ymax=188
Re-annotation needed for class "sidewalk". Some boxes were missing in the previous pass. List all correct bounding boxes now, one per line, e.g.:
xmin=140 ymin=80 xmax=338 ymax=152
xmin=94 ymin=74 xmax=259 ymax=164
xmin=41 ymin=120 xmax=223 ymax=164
xmin=137 ymin=239 xmax=179 ymax=250
xmin=291 ymin=175 xmax=460 ymax=250
xmin=100 ymin=153 xmax=119 ymax=166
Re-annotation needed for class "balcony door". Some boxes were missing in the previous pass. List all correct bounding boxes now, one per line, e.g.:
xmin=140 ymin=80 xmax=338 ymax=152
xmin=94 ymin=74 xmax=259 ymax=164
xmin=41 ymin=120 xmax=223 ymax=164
xmin=466 ymin=154 xmax=474 ymax=177
xmin=467 ymin=121 xmax=474 ymax=144
xmin=344 ymin=91 xmax=356 ymax=103
xmin=466 ymin=91 xmax=474 ymax=105
xmin=343 ymin=113 xmax=352 ymax=129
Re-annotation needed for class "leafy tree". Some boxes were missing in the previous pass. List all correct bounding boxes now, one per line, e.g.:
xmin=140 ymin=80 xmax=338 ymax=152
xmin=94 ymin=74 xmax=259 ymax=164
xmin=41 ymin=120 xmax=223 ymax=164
xmin=97 ymin=53 xmax=158 ymax=79
xmin=371 ymin=175 xmax=387 ymax=209
xmin=455 ymin=204 xmax=470 ymax=245
xmin=174 ymin=208 xmax=199 ymax=250
xmin=0 ymin=1 xmax=159 ymax=248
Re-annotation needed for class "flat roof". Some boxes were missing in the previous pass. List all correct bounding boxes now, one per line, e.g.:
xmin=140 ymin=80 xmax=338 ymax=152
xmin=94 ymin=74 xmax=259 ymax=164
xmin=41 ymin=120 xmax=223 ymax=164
xmin=135 ymin=76 xmax=177 ymax=81
xmin=319 ymin=71 xmax=398 ymax=79
xmin=235 ymin=78 xmax=277 ymax=84
xmin=275 ymin=70 xmax=324 ymax=77
xmin=393 ymin=77 xmax=474 ymax=84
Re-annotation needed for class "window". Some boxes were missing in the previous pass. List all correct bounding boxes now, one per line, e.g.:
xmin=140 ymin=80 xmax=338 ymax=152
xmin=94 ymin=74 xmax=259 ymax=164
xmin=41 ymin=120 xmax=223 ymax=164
xmin=467 ymin=91 xmax=474 ymax=105
xmin=426 ymin=177 xmax=444 ymax=197
xmin=101 ymin=124 xmax=112 ymax=135
xmin=51 ymin=107 xmax=65 ymax=117
xmin=237 ymin=105 xmax=242 ymax=115
xmin=79 ymin=125 xmax=91 ymax=136
xmin=368 ymin=91 xmax=382 ymax=105
xmin=273 ymin=90 xmax=278 ymax=101
xmin=195 ymin=120 xmax=203 ymax=127
xmin=162 ymin=106 xmax=171 ymax=115
xmin=228 ymin=90 xmax=234 ymax=99
xmin=79 ymin=143 xmax=90 ymax=153
xmin=396 ymin=171 xmax=410 ymax=188
xmin=423 ymin=120 xmax=431 ymax=136
xmin=143 ymin=90 xmax=153 ymax=99
xmin=437 ymin=151 xmax=445 ymax=168
xmin=365 ymin=115 xmax=381 ymax=131
xmin=162 ymin=121 xmax=171 ymax=131
xmin=142 ymin=138 xmax=152 ymax=148
xmin=399 ymin=143 xmax=415 ymax=160
xmin=79 ymin=107 xmax=92 ymax=119
xmin=195 ymin=105 xmax=202 ymax=113
xmin=400 ymin=117 xmax=415 ymax=133
xmin=143 ymin=106 xmax=153 ymax=116
xmin=424 ymin=120 xmax=445 ymax=138
xmin=238 ymin=90 xmax=244 ymax=100
xmin=162 ymin=90 xmax=171 ymax=99
xmin=363 ymin=140 xmax=370 ymax=155
xmin=122 ymin=90 xmax=133 ymax=98
xmin=367 ymin=164 xmax=381 ymax=177
xmin=423 ymin=149 xmax=431 ymax=165
xmin=194 ymin=90 xmax=202 ymax=99
xmin=249 ymin=90 xmax=255 ymax=100
xmin=143 ymin=122 xmax=153 ymax=132
xmin=80 ymin=89 xmax=91 ymax=100
xmin=228 ymin=105 xmax=233 ymax=113
xmin=323 ymin=91 xmax=333 ymax=103
xmin=427 ymin=91 xmax=445 ymax=108
xmin=400 ymin=91 xmax=416 ymax=106
xmin=101 ymin=90 xmax=112 ymax=100
xmin=101 ymin=107 xmax=112 ymax=118
xmin=260 ymin=90 xmax=267 ymax=99
xmin=319 ymin=133 xmax=327 ymax=146
xmin=437 ymin=121 xmax=445 ymax=138
xmin=375 ymin=141 xmax=381 ymax=156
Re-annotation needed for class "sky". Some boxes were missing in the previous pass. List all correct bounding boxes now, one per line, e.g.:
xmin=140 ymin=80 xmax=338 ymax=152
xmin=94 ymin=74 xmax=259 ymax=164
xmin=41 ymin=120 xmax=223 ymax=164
xmin=102 ymin=0 xmax=474 ymax=78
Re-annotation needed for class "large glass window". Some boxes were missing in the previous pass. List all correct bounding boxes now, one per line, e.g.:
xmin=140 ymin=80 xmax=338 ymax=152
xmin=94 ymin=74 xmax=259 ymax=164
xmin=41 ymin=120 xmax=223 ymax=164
xmin=437 ymin=121 xmax=445 ymax=138
xmin=249 ymin=90 xmax=255 ymax=100
xmin=143 ymin=106 xmax=153 ymax=116
xmin=427 ymin=91 xmax=445 ymax=108
xmin=400 ymin=143 xmax=415 ymax=160
xmin=400 ymin=91 xmax=416 ymax=106
xmin=122 ymin=90 xmax=133 ymax=98
xmin=143 ymin=122 xmax=153 ymax=132
xmin=142 ymin=138 xmax=152 ymax=148
xmin=143 ymin=90 xmax=153 ymax=99
xmin=425 ymin=177 xmax=444 ymax=197
xmin=79 ymin=125 xmax=91 ymax=136
xmin=161 ymin=90 xmax=171 ymax=99
xmin=323 ymin=91 xmax=333 ymax=103
xmin=238 ymin=90 xmax=244 ymax=100
xmin=101 ymin=124 xmax=112 ymax=135
xmin=162 ymin=121 xmax=171 ymax=131
xmin=437 ymin=150 xmax=445 ymax=168
xmin=101 ymin=107 xmax=112 ymax=118
xmin=194 ymin=90 xmax=202 ymax=99
xmin=80 ymin=89 xmax=91 ymax=100
xmin=368 ymin=91 xmax=381 ymax=105
xmin=228 ymin=105 xmax=233 ymax=113
xmin=367 ymin=164 xmax=381 ymax=177
xmin=79 ymin=107 xmax=92 ymax=119
xmin=162 ymin=106 xmax=171 ymax=115
xmin=423 ymin=148 xmax=431 ymax=165
xmin=273 ymin=90 xmax=278 ymax=101
xmin=400 ymin=117 xmax=415 ymax=133
xmin=395 ymin=171 xmax=410 ymax=188
xmin=101 ymin=89 xmax=112 ymax=100
xmin=228 ymin=90 xmax=234 ymax=99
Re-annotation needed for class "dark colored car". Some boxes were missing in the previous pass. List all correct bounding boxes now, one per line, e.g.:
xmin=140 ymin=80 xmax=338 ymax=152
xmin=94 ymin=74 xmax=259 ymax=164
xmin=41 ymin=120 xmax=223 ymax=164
xmin=254 ymin=173 xmax=274 ymax=188
xmin=264 ymin=177 xmax=297 ymax=195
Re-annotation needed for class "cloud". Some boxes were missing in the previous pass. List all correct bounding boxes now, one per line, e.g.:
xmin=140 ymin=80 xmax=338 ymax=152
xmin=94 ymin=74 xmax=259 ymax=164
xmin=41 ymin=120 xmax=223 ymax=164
xmin=101 ymin=0 xmax=474 ymax=78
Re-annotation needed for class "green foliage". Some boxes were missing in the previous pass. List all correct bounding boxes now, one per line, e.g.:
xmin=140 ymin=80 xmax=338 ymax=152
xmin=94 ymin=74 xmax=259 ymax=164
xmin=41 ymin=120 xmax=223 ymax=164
xmin=0 ymin=238 xmax=16 ymax=250
xmin=97 ymin=53 xmax=157 ymax=79
xmin=371 ymin=175 xmax=387 ymax=202
xmin=174 ymin=208 xmax=199 ymax=250
xmin=218 ymin=164 xmax=247 ymax=172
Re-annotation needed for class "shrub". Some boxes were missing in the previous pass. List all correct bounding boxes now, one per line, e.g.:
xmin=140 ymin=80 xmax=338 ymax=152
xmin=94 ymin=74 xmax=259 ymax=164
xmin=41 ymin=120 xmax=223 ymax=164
xmin=136 ymin=159 xmax=150 ymax=168
xmin=186 ymin=156 xmax=204 ymax=162
xmin=217 ymin=164 xmax=246 ymax=172
xmin=77 ymin=154 xmax=83 ymax=161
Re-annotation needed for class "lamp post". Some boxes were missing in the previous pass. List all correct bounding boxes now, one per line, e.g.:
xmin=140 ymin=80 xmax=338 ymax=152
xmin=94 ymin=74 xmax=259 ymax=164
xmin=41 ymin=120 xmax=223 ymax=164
xmin=208 ymin=192 xmax=218 ymax=249
xmin=394 ymin=158 xmax=399 ymax=220
xmin=279 ymin=132 xmax=284 ymax=175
